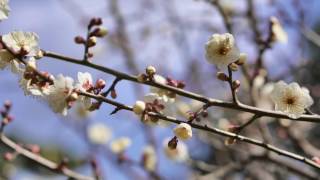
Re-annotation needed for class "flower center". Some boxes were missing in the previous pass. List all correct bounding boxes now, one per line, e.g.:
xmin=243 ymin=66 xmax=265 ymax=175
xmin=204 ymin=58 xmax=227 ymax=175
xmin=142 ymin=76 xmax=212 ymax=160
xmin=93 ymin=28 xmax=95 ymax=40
xmin=286 ymin=97 xmax=295 ymax=105
xmin=218 ymin=46 xmax=231 ymax=55
xmin=218 ymin=38 xmax=232 ymax=56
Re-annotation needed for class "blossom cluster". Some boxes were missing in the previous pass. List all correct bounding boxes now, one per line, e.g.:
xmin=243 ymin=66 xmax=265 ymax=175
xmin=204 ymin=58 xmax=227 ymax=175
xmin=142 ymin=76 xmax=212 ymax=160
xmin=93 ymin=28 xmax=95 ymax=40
xmin=0 ymin=31 xmax=107 ymax=116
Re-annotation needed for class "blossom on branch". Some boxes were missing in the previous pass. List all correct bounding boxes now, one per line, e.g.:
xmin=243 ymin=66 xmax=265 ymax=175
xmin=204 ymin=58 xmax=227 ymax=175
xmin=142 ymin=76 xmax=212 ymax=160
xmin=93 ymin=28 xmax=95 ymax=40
xmin=133 ymin=100 xmax=146 ymax=115
xmin=0 ymin=49 xmax=21 ymax=73
xmin=270 ymin=81 xmax=313 ymax=119
xmin=45 ymin=74 xmax=76 ymax=116
xmin=0 ymin=0 xmax=10 ymax=21
xmin=76 ymin=72 xmax=93 ymax=108
xmin=150 ymin=74 xmax=174 ymax=102
xmin=205 ymin=33 xmax=240 ymax=68
xmin=2 ymin=31 xmax=40 ymax=56
xmin=173 ymin=123 xmax=192 ymax=140
xmin=19 ymin=58 xmax=51 ymax=96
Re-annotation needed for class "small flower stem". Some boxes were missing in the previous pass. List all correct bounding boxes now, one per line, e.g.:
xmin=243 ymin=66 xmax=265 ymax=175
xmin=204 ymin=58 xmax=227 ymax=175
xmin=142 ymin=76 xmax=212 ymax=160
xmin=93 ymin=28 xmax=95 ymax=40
xmin=102 ymin=77 xmax=122 ymax=97
xmin=227 ymin=65 xmax=239 ymax=105
xmin=83 ymin=26 xmax=92 ymax=62
xmin=187 ymin=103 xmax=210 ymax=123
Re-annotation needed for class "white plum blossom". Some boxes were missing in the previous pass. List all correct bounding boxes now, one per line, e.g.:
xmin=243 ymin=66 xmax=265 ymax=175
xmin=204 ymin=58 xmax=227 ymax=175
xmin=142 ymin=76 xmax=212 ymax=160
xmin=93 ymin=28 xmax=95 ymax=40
xmin=205 ymin=33 xmax=240 ymax=68
xmin=2 ymin=31 xmax=40 ymax=56
xmin=142 ymin=93 xmax=171 ymax=125
xmin=87 ymin=123 xmax=112 ymax=145
xmin=163 ymin=138 xmax=189 ymax=162
xmin=0 ymin=0 xmax=10 ymax=21
xmin=76 ymin=72 xmax=93 ymax=108
xmin=46 ymin=74 xmax=75 ymax=116
xmin=110 ymin=137 xmax=132 ymax=154
xmin=144 ymin=93 xmax=167 ymax=107
xmin=270 ymin=81 xmax=313 ymax=119
xmin=0 ymin=49 xmax=21 ymax=73
xmin=173 ymin=123 xmax=192 ymax=140
xmin=150 ymin=75 xmax=174 ymax=103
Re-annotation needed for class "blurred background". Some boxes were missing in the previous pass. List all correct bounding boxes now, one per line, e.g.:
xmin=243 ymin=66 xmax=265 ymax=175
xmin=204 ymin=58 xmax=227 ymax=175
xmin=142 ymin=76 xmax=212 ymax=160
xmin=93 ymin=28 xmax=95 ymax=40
xmin=1 ymin=0 xmax=320 ymax=179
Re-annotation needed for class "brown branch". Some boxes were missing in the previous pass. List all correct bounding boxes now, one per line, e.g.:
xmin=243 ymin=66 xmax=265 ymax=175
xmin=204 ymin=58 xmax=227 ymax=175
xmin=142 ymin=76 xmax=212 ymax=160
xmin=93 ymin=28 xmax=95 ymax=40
xmin=0 ymin=134 xmax=94 ymax=180
xmin=43 ymin=50 xmax=320 ymax=123
xmin=78 ymin=91 xmax=320 ymax=170
xmin=209 ymin=0 xmax=233 ymax=32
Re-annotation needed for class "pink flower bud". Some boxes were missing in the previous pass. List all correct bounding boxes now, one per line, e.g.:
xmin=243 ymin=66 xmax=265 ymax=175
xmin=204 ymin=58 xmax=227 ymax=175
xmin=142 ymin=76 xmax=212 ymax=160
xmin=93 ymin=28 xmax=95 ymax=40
xmin=95 ymin=79 xmax=106 ymax=89
xmin=74 ymin=36 xmax=85 ymax=44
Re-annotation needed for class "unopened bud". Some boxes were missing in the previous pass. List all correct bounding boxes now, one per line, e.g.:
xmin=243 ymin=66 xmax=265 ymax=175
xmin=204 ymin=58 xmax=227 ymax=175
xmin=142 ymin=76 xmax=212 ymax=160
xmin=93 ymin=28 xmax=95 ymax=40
xmin=216 ymin=72 xmax=229 ymax=81
xmin=224 ymin=137 xmax=236 ymax=146
xmin=3 ymin=152 xmax=15 ymax=161
xmin=177 ymin=81 xmax=186 ymax=89
xmin=4 ymin=100 xmax=11 ymax=110
xmin=87 ymin=37 xmax=97 ymax=47
xmin=74 ymin=36 xmax=85 ymax=44
xmin=93 ymin=27 xmax=108 ymax=37
xmin=133 ymin=101 xmax=146 ymax=115
xmin=312 ymin=157 xmax=320 ymax=164
xmin=68 ymin=92 xmax=79 ymax=102
xmin=27 ymin=144 xmax=41 ymax=154
xmin=236 ymin=53 xmax=247 ymax=65
xmin=35 ymin=50 xmax=44 ymax=59
xmin=137 ymin=73 xmax=147 ymax=82
xmin=95 ymin=79 xmax=106 ymax=89
xmin=232 ymin=80 xmax=241 ymax=90
xmin=146 ymin=66 xmax=156 ymax=76
xmin=87 ymin=52 xmax=94 ymax=58
xmin=168 ymin=136 xmax=178 ymax=150
xmin=111 ymin=90 xmax=117 ymax=99
xmin=201 ymin=110 xmax=208 ymax=118
xmin=89 ymin=17 xmax=103 ymax=28
xmin=229 ymin=63 xmax=238 ymax=71
xmin=26 ymin=60 xmax=37 ymax=71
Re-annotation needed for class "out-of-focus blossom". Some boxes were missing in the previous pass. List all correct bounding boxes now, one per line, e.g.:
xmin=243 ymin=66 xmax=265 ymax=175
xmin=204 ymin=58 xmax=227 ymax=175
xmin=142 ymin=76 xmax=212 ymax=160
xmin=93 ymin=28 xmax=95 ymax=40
xmin=142 ymin=145 xmax=157 ymax=172
xmin=270 ymin=81 xmax=313 ymax=118
xmin=205 ymin=33 xmax=240 ymax=68
xmin=87 ymin=123 xmax=112 ymax=145
xmin=0 ymin=0 xmax=10 ymax=21
xmin=270 ymin=16 xmax=288 ymax=43
xmin=163 ymin=138 xmax=189 ymax=162
xmin=2 ymin=31 xmax=40 ymax=56
xmin=110 ymin=137 xmax=131 ymax=154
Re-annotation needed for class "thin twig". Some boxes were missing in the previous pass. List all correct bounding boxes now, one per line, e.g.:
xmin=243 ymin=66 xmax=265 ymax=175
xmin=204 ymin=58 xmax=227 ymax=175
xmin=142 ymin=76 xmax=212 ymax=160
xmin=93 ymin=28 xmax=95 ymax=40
xmin=43 ymin=50 xmax=320 ymax=123
xmin=78 ymin=91 xmax=320 ymax=170
xmin=0 ymin=134 xmax=94 ymax=180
